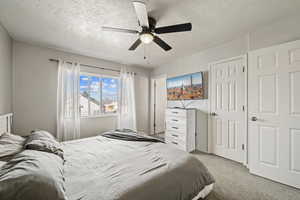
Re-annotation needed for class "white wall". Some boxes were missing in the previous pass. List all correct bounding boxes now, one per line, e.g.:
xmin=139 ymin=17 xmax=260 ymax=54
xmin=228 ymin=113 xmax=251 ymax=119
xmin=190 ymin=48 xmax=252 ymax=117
xmin=0 ymin=23 xmax=12 ymax=115
xmin=151 ymin=14 xmax=300 ymax=150
xmin=13 ymin=41 xmax=151 ymax=137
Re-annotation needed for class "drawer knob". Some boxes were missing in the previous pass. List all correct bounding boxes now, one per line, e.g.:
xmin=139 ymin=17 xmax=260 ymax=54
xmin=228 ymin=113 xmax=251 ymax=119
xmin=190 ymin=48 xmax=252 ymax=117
xmin=251 ymin=116 xmax=258 ymax=121
xmin=172 ymin=127 xmax=178 ymax=129
xmin=172 ymin=112 xmax=179 ymax=114
xmin=211 ymin=112 xmax=217 ymax=116
xmin=172 ymin=141 xmax=178 ymax=145
xmin=172 ymin=134 xmax=178 ymax=137
xmin=172 ymin=119 xmax=178 ymax=122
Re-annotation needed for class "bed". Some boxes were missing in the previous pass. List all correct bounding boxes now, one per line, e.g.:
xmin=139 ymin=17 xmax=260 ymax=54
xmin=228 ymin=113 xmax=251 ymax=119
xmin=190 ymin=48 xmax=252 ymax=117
xmin=0 ymin=114 xmax=214 ymax=200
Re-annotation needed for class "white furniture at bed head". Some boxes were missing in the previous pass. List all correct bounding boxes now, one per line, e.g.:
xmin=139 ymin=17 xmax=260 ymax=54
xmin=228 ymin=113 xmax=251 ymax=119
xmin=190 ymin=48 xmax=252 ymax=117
xmin=0 ymin=113 xmax=13 ymax=134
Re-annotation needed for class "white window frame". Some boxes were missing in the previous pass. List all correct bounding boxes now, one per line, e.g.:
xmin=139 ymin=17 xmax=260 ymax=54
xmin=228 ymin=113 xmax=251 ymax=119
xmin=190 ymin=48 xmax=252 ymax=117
xmin=80 ymin=72 xmax=120 ymax=118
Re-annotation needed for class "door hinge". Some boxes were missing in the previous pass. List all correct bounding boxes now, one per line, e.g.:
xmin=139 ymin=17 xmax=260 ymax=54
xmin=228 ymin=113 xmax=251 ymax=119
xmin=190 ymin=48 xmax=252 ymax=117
xmin=242 ymin=144 xmax=245 ymax=150
xmin=242 ymin=66 xmax=245 ymax=72
xmin=242 ymin=105 xmax=245 ymax=112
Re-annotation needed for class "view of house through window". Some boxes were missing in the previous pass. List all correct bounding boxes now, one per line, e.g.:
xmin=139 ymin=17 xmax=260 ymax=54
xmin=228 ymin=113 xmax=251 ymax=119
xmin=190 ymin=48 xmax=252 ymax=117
xmin=80 ymin=74 xmax=119 ymax=117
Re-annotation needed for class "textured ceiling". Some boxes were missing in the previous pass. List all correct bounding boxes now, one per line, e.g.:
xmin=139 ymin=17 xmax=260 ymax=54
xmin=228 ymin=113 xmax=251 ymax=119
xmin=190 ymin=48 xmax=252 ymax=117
xmin=0 ymin=0 xmax=300 ymax=68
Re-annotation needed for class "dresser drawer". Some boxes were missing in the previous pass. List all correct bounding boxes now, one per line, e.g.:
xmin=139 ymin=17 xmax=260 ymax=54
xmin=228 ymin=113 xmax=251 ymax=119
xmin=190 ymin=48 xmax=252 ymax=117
xmin=166 ymin=115 xmax=186 ymax=125
xmin=166 ymin=122 xmax=187 ymax=133
xmin=165 ymin=135 xmax=186 ymax=151
xmin=166 ymin=109 xmax=187 ymax=118
xmin=168 ymin=142 xmax=186 ymax=151
xmin=165 ymin=130 xmax=186 ymax=142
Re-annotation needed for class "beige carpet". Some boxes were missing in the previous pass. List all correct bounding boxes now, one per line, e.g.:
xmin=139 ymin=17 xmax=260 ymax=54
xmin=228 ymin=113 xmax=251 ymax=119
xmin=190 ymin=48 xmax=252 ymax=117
xmin=192 ymin=152 xmax=300 ymax=200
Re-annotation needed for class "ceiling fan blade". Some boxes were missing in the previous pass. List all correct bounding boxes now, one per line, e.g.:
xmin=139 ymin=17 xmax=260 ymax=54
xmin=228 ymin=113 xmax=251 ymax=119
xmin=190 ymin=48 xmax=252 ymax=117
xmin=129 ymin=39 xmax=142 ymax=50
xmin=153 ymin=36 xmax=172 ymax=51
xmin=154 ymin=23 xmax=192 ymax=34
xmin=102 ymin=27 xmax=138 ymax=34
xmin=132 ymin=1 xmax=149 ymax=27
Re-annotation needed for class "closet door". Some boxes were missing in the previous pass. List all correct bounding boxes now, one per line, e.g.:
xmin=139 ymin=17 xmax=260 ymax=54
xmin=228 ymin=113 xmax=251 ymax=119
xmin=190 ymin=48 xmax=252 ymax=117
xmin=248 ymin=40 xmax=300 ymax=188
xmin=210 ymin=56 xmax=247 ymax=163
xmin=151 ymin=75 xmax=167 ymax=135
xmin=154 ymin=77 xmax=167 ymax=134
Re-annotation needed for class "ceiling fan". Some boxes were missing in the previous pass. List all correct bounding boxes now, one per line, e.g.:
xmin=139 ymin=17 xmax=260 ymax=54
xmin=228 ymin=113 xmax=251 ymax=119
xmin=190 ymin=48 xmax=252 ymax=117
xmin=102 ymin=0 xmax=192 ymax=51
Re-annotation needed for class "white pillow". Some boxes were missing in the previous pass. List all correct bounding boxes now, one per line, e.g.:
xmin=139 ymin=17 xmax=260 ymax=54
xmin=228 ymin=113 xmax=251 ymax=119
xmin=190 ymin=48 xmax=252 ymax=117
xmin=0 ymin=132 xmax=25 ymax=158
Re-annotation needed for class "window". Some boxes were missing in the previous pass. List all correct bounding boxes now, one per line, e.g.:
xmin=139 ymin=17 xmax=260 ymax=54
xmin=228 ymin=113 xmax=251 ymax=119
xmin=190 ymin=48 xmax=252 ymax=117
xmin=80 ymin=73 xmax=119 ymax=117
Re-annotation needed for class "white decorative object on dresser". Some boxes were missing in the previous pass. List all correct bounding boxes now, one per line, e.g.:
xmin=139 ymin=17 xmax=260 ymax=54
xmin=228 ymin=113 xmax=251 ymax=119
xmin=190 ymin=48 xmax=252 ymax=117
xmin=165 ymin=108 xmax=196 ymax=152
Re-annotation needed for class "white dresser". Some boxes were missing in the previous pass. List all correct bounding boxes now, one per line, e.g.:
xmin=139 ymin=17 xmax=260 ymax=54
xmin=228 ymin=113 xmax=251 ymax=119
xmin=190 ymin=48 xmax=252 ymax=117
xmin=165 ymin=108 xmax=196 ymax=152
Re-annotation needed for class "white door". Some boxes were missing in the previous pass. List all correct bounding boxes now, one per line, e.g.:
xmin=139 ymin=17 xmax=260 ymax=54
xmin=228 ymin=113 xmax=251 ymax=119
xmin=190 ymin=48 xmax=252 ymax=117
xmin=249 ymin=40 xmax=300 ymax=188
xmin=211 ymin=56 xmax=246 ymax=163
xmin=151 ymin=76 xmax=167 ymax=135
xmin=154 ymin=77 xmax=167 ymax=134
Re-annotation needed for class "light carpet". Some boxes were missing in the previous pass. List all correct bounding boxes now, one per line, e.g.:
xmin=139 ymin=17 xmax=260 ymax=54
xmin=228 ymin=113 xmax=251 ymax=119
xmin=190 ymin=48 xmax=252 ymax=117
xmin=192 ymin=152 xmax=300 ymax=200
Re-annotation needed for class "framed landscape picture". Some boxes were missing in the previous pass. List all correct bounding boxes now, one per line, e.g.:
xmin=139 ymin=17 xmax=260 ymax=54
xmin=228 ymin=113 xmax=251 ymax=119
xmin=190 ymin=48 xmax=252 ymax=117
xmin=167 ymin=72 xmax=204 ymax=101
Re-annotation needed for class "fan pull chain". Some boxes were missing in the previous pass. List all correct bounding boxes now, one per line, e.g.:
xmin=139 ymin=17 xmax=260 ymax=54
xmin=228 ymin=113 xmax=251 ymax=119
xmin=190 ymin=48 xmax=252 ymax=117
xmin=143 ymin=45 xmax=150 ymax=65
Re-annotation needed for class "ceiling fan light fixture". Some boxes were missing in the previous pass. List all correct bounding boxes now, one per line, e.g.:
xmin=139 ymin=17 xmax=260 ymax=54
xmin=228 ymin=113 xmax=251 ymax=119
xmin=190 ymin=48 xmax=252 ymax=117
xmin=139 ymin=33 xmax=154 ymax=44
xmin=103 ymin=1 xmax=191 ymax=51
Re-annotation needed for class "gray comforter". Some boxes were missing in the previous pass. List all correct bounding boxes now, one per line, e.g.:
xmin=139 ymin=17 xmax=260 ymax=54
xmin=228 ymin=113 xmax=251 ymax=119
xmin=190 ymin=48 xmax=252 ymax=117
xmin=102 ymin=129 xmax=164 ymax=143
xmin=63 ymin=136 xmax=214 ymax=200
xmin=0 ymin=132 xmax=214 ymax=200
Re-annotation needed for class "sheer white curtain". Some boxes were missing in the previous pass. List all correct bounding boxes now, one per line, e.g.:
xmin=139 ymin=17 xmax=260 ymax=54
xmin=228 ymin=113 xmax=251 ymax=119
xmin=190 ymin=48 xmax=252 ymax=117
xmin=118 ymin=67 xmax=137 ymax=131
xmin=57 ymin=60 xmax=81 ymax=141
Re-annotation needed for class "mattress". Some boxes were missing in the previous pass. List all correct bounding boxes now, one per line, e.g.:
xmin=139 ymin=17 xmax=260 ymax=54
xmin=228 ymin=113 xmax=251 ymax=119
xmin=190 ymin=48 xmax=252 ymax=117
xmin=63 ymin=136 xmax=214 ymax=200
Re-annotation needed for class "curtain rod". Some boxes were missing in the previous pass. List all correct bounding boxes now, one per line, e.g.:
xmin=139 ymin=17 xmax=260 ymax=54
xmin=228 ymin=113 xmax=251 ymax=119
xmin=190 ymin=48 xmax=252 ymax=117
xmin=49 ymin=58 xmax=124 ymax=73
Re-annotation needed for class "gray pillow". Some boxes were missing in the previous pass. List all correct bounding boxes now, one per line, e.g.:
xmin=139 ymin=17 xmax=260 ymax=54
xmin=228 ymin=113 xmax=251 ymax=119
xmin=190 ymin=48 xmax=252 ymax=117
xmin=24 ymin=130 xmax=64 ymax=159
xmin=0 ymin=133 xmax=25 ymax=158
xmin=0 ymin=150 xmax=67 ymax=200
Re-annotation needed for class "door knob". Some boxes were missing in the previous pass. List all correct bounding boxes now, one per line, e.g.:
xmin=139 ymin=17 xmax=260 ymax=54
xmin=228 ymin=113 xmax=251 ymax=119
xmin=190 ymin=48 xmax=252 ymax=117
xmin=211 ymin=112 xmax=217 ymax=116
xmin=251 ymin=116 xmax=258 ymax=121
